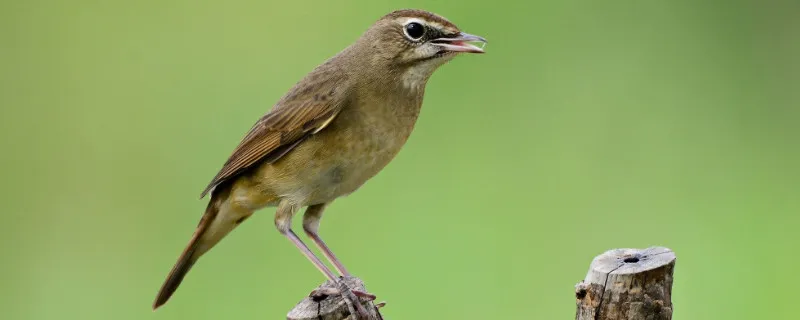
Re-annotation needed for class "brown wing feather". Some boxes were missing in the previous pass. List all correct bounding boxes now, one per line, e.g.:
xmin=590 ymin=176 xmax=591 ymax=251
xmin=199 ymin=66 xmax=349 ymax=198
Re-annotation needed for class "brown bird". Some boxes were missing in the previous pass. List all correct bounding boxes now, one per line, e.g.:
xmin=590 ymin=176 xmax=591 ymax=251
xmin=153 ymin=9 xmax=486 ymax=309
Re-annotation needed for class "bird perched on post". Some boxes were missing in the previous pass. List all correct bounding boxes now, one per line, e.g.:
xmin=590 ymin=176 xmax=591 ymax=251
xmin=153 ymin=8 xmax=486 ymax=309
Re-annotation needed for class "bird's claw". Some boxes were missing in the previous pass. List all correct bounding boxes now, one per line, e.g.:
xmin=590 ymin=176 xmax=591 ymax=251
xmin=308 ymin=288 xmax=376 ymax=302
xmin=308 ymin=287 xmax=378 ymax=301
xmin=309 ymin=287 xmax=340 ymax=301
xmin=308 ymin=285 xmax=378 ymax=319
xmin=351 ymin=290 xmax=377 ymax=301
xmin=348 ymin=290 xmax=378 ymax=320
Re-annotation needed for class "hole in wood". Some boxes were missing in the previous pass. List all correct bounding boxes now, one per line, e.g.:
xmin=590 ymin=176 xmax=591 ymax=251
xmin=623 ymin=256 xmax=639 ymax=263
xmin=311 ymin=293 xmax=328 ymax=302
xmin=576 ymin=288 xmax=587 ymax=299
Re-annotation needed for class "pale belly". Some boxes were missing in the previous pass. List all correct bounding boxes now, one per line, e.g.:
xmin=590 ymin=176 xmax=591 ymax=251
xmin=245 ymin=106 xmax=416 ymax=207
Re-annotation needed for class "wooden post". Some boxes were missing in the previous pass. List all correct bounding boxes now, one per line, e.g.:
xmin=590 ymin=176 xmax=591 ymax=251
xmin=287 ymin=276 xmax=384 ymax=320
xmin=574 ymin=247 xmax=676 ymax=320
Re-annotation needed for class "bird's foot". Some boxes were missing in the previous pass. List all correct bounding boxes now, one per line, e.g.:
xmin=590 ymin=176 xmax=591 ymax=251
xmin=352 ymin=289 xmax=377 ymax=301
xmin=308 ymin=287 xmax=376 ymax=302
xmin=308 ymin=280 xmax=377 ymax=319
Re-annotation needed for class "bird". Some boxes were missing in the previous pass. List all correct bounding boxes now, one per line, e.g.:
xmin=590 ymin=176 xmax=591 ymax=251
xmin=153 ymin=8 xmax=486 ymax=309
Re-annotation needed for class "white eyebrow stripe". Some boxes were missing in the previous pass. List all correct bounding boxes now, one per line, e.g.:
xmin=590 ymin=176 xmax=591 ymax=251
xmin=425 ymin=22 xmax=445 ymax=30
xmin=397 ymin=17 xmax=447 ymax=32
xmin=399 ymin=17 xmax=425 ymax=26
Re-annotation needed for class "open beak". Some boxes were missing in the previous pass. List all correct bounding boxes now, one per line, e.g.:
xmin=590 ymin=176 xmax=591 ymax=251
xmin=432 ymin=32 xmax=487 ymax=54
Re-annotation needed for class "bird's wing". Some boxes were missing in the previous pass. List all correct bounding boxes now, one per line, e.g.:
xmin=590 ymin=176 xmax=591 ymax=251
xmin=199 ymin=67 xmax=350 ymax=198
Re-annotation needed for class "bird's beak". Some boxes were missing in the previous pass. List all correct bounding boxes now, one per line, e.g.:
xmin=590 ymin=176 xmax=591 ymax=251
xmin=432 ymin=32 xmax=487 ymax=54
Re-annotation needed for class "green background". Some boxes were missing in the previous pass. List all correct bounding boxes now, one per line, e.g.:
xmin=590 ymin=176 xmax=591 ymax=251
xmin=2 ymin=1 xmax=798 ymax=319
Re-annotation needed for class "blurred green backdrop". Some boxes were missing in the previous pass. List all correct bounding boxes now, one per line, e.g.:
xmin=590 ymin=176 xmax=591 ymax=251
xmin=1 ymin=0 xmax=798 ymax=319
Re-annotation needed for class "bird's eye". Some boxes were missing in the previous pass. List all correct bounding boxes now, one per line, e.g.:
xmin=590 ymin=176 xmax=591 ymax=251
xmin=404 ymin=22 xmax=425 ymax=41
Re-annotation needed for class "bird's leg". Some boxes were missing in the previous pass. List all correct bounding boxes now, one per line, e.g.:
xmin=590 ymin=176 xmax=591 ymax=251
xmin=303 ymin=203 xmax=350 ymax=276
xmin=274 ymin=200 xmax=337 ymax=281
xmin=303 ymin=204 xmax=376 ymax=301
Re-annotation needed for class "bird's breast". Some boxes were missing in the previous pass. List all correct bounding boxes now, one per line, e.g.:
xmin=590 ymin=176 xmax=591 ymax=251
xmin=306 ymin=96 xmax=422 ymax=201
xmin=252 ymin=92 xmax=424 ymax=206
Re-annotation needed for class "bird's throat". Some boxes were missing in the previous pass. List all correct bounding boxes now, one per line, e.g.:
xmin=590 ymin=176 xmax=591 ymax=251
xmin=401 ymin=63 xmax=438 ymax=91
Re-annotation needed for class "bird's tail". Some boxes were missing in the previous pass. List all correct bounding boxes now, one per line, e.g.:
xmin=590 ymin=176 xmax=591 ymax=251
xmin=152 ymin=186 xmax=250 ymax=310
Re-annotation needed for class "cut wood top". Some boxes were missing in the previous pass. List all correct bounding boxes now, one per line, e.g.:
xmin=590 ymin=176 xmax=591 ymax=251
xmin=584 ymin=247 xmax=676 ymax=284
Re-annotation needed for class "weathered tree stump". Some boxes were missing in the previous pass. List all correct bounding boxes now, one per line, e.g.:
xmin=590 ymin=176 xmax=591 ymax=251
xmin=574 ymin=247 xmax=676 ymax=320
xmin=287 ymin=276 xmax=383 ymax=320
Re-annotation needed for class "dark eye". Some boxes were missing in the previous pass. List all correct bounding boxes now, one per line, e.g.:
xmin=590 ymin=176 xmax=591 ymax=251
xmin=404 ymin=22 xmax=425 ymax=40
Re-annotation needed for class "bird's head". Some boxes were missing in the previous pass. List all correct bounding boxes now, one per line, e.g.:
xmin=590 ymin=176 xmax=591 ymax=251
xmin=352 ymin=9 xmax=487 ymax=87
